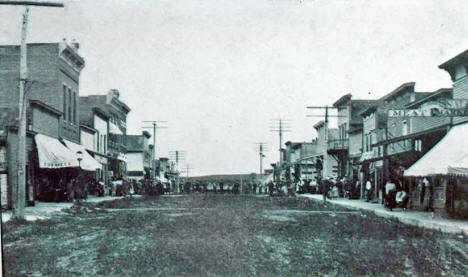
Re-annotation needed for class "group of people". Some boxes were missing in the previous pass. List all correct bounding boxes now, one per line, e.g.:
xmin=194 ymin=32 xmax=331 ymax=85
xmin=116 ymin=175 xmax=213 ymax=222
xmin=363 ymin=176 xmax=435 ymax=212
xmin=37 ymin=172 xmax=91 ymax=202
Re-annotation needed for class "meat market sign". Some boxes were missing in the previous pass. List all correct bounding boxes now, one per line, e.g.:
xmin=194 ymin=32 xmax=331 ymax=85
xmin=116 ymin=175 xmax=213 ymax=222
xmin=388 ymin=99 xmax=468 ymax=117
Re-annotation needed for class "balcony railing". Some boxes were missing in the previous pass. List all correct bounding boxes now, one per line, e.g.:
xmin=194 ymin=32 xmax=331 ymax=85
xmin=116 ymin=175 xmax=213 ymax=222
xmin=327 ymin=139 xmax=348 ymax=151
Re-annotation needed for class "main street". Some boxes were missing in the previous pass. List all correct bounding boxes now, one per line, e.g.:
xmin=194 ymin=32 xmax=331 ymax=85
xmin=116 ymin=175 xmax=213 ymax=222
xmin=3 ymin=194 xmax=467 ymax=276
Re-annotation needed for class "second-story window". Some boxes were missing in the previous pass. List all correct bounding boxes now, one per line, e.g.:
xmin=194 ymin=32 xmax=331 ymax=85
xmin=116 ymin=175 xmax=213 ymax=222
xmin=402 ymin=120 xmax=408 ymax=147
xmin=62 ymin=85 xmax=67 ymax=121
xmin=96 ymin=132 xmax=100 ymax=152
xmin=68 ymin=88 xmax=72 ymax=123
xmin=73 ymin=91 xmax=77 ymax=124
xmin=365 ymin=134 xmax=369 ymax=152
xmin=104 ymin=134 xmax=107 ymax=153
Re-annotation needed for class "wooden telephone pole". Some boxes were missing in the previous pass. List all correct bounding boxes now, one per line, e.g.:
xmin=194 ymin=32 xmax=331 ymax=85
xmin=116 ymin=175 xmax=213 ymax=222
xmin=0 ymin=1 xmax=64 ymax=220
xmin=142 ymin=120 xmax=167 ymax=160
xmin=306 ymin=105 xmax=345 ymax=180
xmin=169 ymin=150 xmax=185 ymax=193
xmin=142 ymin=120 xmax=167 ymax=179
xmin=254 ymin=142 xmax=267 ymax=184
xmin=270 ymin=119 xmax=291 ymax=164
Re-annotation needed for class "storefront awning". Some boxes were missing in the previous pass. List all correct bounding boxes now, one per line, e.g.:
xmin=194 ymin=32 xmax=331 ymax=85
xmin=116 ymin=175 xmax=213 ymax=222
xmin=109 ymin=122 xmax=123 ymax=135
xmin=63 ymin=139 xmax=102 ymax=171
xmin=35 ymin=134 xmax=78 ymax=168
xmin=404 ymin=122 xmax=468 ymax=176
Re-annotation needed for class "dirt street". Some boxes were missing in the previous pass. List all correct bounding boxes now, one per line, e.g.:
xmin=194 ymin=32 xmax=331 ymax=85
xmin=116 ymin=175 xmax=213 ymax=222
xmin=2 ymin=194 xmax=468 ymax=276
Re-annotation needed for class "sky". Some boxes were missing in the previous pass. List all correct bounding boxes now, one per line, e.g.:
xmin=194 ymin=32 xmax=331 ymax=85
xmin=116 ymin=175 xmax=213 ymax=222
xmin=1 ymin=0 xmax=468 ymax=176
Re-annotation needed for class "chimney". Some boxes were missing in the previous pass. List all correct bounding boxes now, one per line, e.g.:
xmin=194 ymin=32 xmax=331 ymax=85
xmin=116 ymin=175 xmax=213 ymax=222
xmin=109 ymin=89 xmax=120 ymax=99
xmin=70 ymin=39 xmax=79 ymax=51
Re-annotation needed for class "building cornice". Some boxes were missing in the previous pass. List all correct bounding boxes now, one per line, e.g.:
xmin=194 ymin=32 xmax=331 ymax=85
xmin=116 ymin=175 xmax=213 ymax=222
xmin=59 ymin=43 xmax=85 ymax=73
xmin=380 ymin=82 xmax=415 ymax=101
xmin=439 ymin=49 xmax=468 ymax=81
xmin=333 ymin=93 xmax=352 ymax=108
xmin=30 ymin=100 xmax=62 ymax=116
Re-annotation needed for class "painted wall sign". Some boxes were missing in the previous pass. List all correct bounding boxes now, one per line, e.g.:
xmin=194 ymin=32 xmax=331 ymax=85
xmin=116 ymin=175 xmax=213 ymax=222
xmin=388 ymin=100 xmax=468 ymax=117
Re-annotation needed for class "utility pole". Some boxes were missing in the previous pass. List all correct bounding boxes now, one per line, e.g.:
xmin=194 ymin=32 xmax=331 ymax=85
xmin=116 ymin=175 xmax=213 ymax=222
xmin=307 ymin=105 xmax=344 ymax=180
xmin=270 ymin=119 xmax=291 ymax=164
xmin=0 ymin=0 xmax=64 ymax=220
xmin=142 ymin=120 xmax=167 ymax=160
xmin=169 ymin=150 xmax=185 ymax=193
xmin=270 ymin=119 xmax=290 ymax=183
xmin=182 ymin=164 xmax=193 ymax=179
xmin=254 ymin=142 xmax=267 ymax=184
xmin=142 ymin=120 xmax=167 ymax=180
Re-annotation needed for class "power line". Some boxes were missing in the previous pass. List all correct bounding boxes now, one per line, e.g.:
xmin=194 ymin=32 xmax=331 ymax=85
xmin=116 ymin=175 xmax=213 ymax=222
xmin=269 ymin=119 xmax=291 ymax=163
xmin=168 ymin=150 xmax=185 ymax=193
xmin=141 ymin=120 xmax=168 ymax=160
xmin=169 ymin=150 xmax=185 ymax=165
xmin=0 ymin=1 xmax=64 ymax=7
xmin=180 ymin=164 xmax=194 ymax=179
xmin=306 ymin=105 xmax=340 ymax=179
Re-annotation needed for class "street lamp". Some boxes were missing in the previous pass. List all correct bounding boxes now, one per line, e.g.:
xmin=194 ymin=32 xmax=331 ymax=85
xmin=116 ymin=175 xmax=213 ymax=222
xmin=76 ymin=150 xmax=83 ymax=168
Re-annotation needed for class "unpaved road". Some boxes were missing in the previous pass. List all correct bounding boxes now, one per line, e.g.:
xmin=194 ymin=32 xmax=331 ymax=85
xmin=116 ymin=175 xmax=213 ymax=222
xmin=2 ymin=194 xmax=468 ymax=276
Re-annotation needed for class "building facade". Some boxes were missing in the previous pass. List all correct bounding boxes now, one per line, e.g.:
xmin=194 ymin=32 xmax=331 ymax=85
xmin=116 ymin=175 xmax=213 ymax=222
xmin=79 ymin=106 xmax=111 ymax=187
xmin=126 ymin=131 xmax=152 ymax=181
xmin=0 ymin=42 xmax=85 ymax=207
xmin=79 ymin=89 xmax=130 ymax=180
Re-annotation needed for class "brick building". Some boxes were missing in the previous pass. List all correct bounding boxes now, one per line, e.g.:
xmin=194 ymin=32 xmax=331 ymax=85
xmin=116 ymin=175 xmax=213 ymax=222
xmin=0 ymin=42 xmax=85 ymax=207
xmin=79 ymin=89 xmax=131 ymax=180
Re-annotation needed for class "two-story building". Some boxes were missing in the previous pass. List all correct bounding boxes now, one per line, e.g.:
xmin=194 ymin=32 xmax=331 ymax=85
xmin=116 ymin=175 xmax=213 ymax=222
xmin=79 ymin=105 xmax=112 ymax=187
xmin=358 ymin=82 xmax=452 ymax=201
xmin=403 ymin=49 xmax=468 ymax=215
xmin=79 ymin=89 xmax=130 ymax=180
xmin=313 ymin=120 xmax=339 ymax=181
xmin=332 ymin=94 xmax=379 ymax=181
xmin=0 ymin=42 xmax=87 ymax=206
xmin=283 ymin=141 xmax=319 ymax=182
xmin=125 ymin=131 xmax=152 ymax=181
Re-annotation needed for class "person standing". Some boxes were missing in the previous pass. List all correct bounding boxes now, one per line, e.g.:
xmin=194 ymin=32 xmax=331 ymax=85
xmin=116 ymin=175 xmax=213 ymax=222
xmin=424 ymin=177 xmax=435 ymax=212
xmin=385 ymin=179 xmax=396 ymax=210
xmin=365 ymin=178 xmax=372 ymax=202
xmin=421 ymin=177 xmax=428 ymax=207
xmin=321 ymin=179 xmax=329 ymax=202
xmin=268 ymin=181 xmax=274 ymax=196
xmin=354 ymin=180 xmax=360 ymax=198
